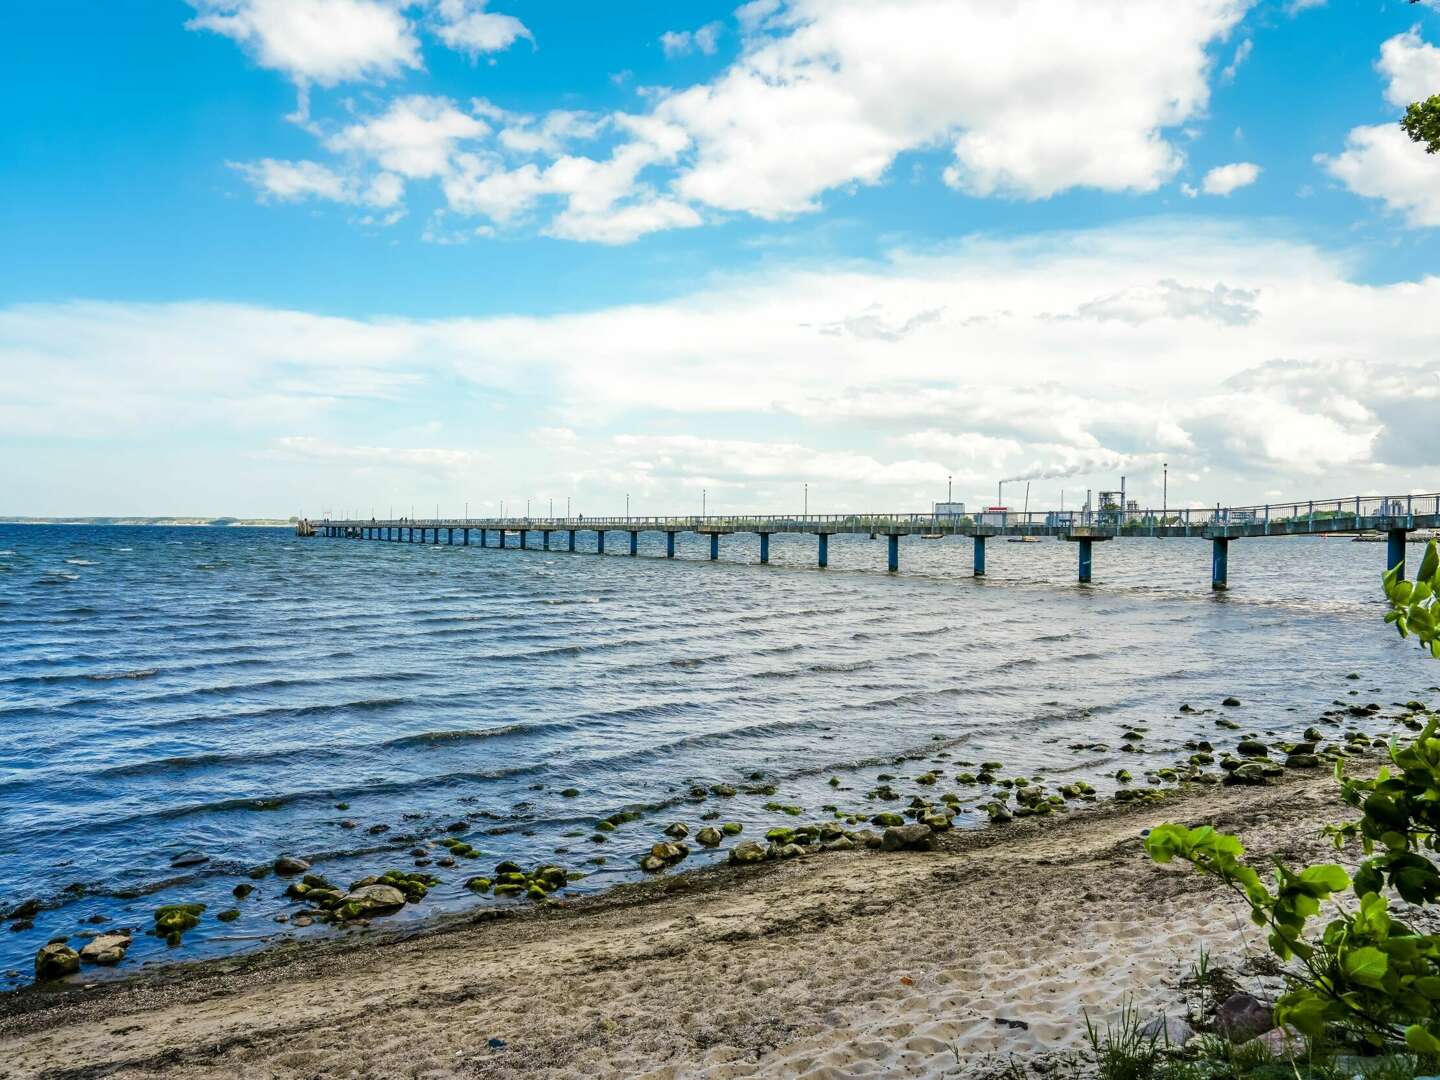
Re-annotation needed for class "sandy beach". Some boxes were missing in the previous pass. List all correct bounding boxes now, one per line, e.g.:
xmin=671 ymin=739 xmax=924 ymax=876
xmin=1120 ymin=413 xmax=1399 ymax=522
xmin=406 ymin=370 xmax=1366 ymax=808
xmin=0 ymin=766 xmax=1358 ymax=1079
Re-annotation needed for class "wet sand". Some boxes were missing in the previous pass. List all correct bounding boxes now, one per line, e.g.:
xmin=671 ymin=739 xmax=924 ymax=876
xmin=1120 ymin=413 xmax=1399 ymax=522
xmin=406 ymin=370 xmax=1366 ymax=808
xmin=0 ymin=766 xmax=1356 ymax=1079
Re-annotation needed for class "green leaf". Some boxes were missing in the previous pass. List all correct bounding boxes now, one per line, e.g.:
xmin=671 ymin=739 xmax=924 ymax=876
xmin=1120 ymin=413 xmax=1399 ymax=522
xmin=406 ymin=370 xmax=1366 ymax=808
xmin=1420 ymin=541 xmax=1439 ymax=586
xmin=1298 ymin=864 xmax=1350 ymax=893
xmin=1406 ymin=1024 xmax=1440 ymax=1056
xmin=1343 ymin=945 xmax=1389 ymax=989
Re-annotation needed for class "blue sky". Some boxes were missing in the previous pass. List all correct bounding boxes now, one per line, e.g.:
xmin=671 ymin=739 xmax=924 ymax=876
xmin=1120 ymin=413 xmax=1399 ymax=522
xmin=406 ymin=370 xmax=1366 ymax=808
xmin=3 ymin=0 xmax=1440 ymax=518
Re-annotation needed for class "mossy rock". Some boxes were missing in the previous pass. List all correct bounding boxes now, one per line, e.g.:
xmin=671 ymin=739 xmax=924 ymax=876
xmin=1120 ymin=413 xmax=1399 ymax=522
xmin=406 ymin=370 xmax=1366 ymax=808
xmin=663 ymin=822 xmax=689 ymax=839
xmin=720 ymin=822 xmax=743 ymax=836
xmin=34 ymin=943 xmax=79 ymax=982
xmin=232 ymin=883 xmax=254 ymax=900
xmin=870 ymin=812 xmax=905 ymax=827
xmin=560 ymin=788 xmax=580 ymax=798
xmin=710 ymin=784 xmax=737 ymax=797
xmin=216 ymin=908 xmax=241 ymax=923
xmin=492 ymin=883 xmax=524 ymax=898
xmin=465 ymin=877 xmax=492 ymax=893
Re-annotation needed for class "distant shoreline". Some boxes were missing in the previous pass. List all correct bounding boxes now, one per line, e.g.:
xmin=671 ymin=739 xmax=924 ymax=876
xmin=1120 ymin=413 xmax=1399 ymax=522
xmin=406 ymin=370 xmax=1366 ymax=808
xmin=0 ymin=519 xmax=294 ymax=528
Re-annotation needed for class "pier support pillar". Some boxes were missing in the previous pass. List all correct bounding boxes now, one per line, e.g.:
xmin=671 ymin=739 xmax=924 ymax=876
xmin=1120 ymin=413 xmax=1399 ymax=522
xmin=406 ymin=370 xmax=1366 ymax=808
xmin=629 ymin=530 xmax=638 ymax=556
xmin=447 ymin=528 xmax=454 ymax=545
xmin=542 ymin=530 xmax=551 ymax=551
xmin=709 ymin=534 xmax=719 ymax=561
xmin=1388 ymin=528 xmax=1408 ymax=579
xmin=666 ymin=532 xmax=676 ymax=558
xmin=463 ymin=528 xmax=469 ymax=546
xmin=520 ymin=529 xmax=529 ymax=550
xmin=818 ymin=533 xmax=828 ymax=568
xmin=597 ymin=531 xmax=606 ymax=554
xmin=568 ymin=530 xmax=576 ymax=553
xmin=887 ymin=534 xmax=900 ymax=573
xmin=1212 ymin=537 xmax=1229 ymax=591
xmin=498 ymin=529 xmax=506 ymax=549
xmin=974 ymin=535 xmax=986 ymax=577
xmin=759 ymin=533 xmax=770 ymax=564
xmin=1078 ymin=538 xmax=1093 ymax=583
xmin=433 ymin=528 xmax=440 ymax=545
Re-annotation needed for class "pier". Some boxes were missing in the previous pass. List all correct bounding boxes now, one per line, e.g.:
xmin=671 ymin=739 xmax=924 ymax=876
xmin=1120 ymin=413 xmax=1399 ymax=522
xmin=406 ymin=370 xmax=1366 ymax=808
xmin=305 ymin=492 xmax=1440 ymax=590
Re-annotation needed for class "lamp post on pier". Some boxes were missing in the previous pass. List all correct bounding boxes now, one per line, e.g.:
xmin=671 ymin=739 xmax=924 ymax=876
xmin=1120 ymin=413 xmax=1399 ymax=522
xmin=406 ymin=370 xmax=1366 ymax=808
xmin=804 ymin=482 xmax=808 ymax=517
xmin=1163 ymin=463 xmax=1168 ymax=521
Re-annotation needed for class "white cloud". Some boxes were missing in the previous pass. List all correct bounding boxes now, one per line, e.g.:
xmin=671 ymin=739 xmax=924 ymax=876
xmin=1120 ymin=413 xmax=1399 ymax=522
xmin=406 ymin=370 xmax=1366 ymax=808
xmin=1378 ymin=28 xmax=1440 ymax=108
xmin=431 ymin=0 xmax=532 ymax=59
xmin=213 ymin=0 xmax=1255 ymax=242
xmin=12 ymin=223 xmax=1440 ymax=507
xmin=1221 ymin=38 xmax=1252 ymax=82
xmin=186 ymin=0 xmax=421 ymax=86
xmin=660 ymin=22 xmax=723 ymax=58
xmin=1318 ymin=29 xmax=1440 ymax=228
xmin=1285 ymin=0 xmax=1325 ymax=14
xmin=1198 ymin=161 xmax=1261 ymax=195
xmin=231 ymin=158 xmax=404 ymax=207
xmin=1318 ymin=124 xmax=1440 ymax=227
xmin=327 ymin=95 xmax=489 ymax=178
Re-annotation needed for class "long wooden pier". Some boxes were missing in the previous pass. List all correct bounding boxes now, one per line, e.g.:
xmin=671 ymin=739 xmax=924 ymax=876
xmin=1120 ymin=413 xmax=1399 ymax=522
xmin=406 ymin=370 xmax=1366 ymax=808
xmin=306 ymin=491 xmax=1440 ymax=590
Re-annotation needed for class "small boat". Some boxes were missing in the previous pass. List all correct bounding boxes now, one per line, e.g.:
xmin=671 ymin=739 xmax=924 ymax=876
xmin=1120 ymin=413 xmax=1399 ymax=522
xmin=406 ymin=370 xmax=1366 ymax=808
xmin=1007 ymin=535 xmax=1040 ymax=543
xmin=921 ymin=533 xmax=944 ymax=540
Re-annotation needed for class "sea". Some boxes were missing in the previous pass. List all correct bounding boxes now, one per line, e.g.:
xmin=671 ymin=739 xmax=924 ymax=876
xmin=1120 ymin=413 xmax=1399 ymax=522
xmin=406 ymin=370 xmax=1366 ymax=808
xmin=0 ymin=523 xmax=1435 ymax=986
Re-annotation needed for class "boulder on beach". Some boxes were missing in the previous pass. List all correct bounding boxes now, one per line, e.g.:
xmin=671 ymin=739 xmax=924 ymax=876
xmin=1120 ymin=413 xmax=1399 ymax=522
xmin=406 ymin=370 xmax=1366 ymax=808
xmin=34 ymin=942 xmax=79 ymax=982
xmin=728 ymin=840 xmax=766 ymax=865
xmin=881 ymin=824 xmax=934 ymax=852
xmin=79 ymin=934 xmax=131 ymax=966
xmin=338 ymin=884 xmax=406 ymax=917
xmin=274 ymin=856 xmax=310 ymax=876
xmin=695 ymin=826 xmax=723 ymax=846
xmin=1214 ymin=992 xmax=1274 ymax=1042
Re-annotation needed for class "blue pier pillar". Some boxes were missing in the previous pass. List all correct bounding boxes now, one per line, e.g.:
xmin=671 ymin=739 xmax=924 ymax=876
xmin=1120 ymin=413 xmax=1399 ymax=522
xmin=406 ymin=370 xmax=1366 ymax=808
xmin=759 ymin=533 xmax=770 ymax=564
xmin=818 ymin=533 xmax=828 ymax=568
xmin=709 ymin=533 xmax=719 ymax=561
xmin=432 ymin=528 xmax=440 ymax=545
xmin=463 ymin=528 xmax=469 ymax=546
xmin=568 ymin=530 xmax=576 ymax=552
xmin=597 ymin=530 xmax=606 ymax=554
xmin=542 ymin=530 xmax=551 ymax=551
xmin=1388 ymin=528 xmax=1408 ymax=579
xmin=666 ymin=532 xmax=676 ymax=558
xmin=887 ymin=534 xmax=900 ymax=573
xmin=447 ymin=528 xmax=454 ymax=545
xmin=629 ymin=530 xmax=638 ymax=556
xmin=1078 ymin=538 xmax=1093 ymax=583
xmin=974 ymin=535 xmax=986 ymax=577
xmin=1212 ymin=537 xmax=1229 ymax=591
xmin=519 ymin=529 xmax=529 ymax=550
xmin=498 ymin=529 xmax=506 ymax=549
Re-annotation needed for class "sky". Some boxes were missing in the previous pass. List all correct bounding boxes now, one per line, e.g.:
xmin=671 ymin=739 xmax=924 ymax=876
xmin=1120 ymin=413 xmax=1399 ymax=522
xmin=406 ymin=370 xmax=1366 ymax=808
xmin=3 ymin=0 xmax=1440 ymax=519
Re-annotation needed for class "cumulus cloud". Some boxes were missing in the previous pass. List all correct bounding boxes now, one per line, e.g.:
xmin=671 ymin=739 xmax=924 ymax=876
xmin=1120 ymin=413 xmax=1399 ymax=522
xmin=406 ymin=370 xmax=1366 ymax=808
xmin=207 ymin=0 xmax=1255 ymax=242
xmin=1319 ymin=29 xmax=1440 ymax=227
xmin=1199 ymin=161 xmax=1261 ymax=195
xmin=186 ymin=0 xmax=421 ymax=86
xmin=1067 ymin=280 xmax=1259 ymax=326
xmin=431 ymin=0 xmax=532 ymax=58
xmin=326 ymin=95 xmax=490 ymax=178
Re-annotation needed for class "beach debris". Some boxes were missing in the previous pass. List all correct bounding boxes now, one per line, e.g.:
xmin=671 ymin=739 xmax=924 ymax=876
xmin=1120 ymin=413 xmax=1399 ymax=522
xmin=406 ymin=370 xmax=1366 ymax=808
xmin=78 ymin=933 xmax=130 ymax=966
xmin=1214 ymin=992 xmax=1275 ymax=1042
xmin=728 ymin=840 xmax=767 ymax=864
xmin=273 ymin=856 xmax=310 ymax=876
xmin=880 ymin=824 xmax=934 ymax=852
xmin=33 ymin=942 xmax=79 ymax=982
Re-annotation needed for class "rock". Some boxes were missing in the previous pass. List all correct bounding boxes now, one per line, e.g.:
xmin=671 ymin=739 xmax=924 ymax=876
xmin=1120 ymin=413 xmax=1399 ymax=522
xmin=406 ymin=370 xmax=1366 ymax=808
xmin=776 ymin=843 xmax=805 ymax=859
xmin=663 ymin=822 xmax=689 ymax=839
xmin=720 ymin=822 xmax=743 ymax=836
xmin=1139 ymin=1014 xmax=1195 ymax=1046
xmin=1214 ymin=992 xmax=1274 ymax=1042
xmin=728 ymin=840 xmax=767 ymax=865
xmin=881 ymin=824 xmax=935 ymax=852
xmin=274 ymin=856 xmax=310 ymax=876
xmin=1236 ymin=739 xmax=1268 ymax=757
xmin=170 ymin=851 xmax=209 ymax=868
xmin=216 ymin=909 xmax=241 ymax=922
xmin=560 ymin=788 xmax=579 ymax=798
xmin=1251 ymin=1025 xmax=1303 ymax=1056
xmin=79 ymin=934 xmax=131 ymax=966
xmin=1222 ymin=762 xmax=1268 ymax=786
xmin=1285 ymin=753 xmax=1321 ymax=769
xmin=695 ymin=826 xmax=723 ymax=847
xmin=34 ymin=943 xmax=79 ymax=981
xmin=7 ymin=899 xmax=40 ymax=921
xmin=338 ymin=884 xmax=406 ymax=917
xmin=870 ymin=812 xmax=905 ymax=828
xmin=232 ymin=883 xmax=254 ymax=900
xmin=1222 ymin=697 xmax=1242 ymax=707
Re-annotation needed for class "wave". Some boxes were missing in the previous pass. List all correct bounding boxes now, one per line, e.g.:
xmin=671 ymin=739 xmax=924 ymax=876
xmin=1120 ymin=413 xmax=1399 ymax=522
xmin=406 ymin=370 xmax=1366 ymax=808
xmin=64 ymin=558 xmax=95 ymax=566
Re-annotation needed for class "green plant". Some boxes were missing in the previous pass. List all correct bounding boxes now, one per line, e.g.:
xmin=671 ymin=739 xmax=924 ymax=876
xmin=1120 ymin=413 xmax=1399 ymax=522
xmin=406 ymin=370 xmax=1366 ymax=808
xmin=1085 ymin=999 xmax=1164 ymax=1080
xmin=1402 ymin=96 xmax=1440 ymax=156
xmin=1384 ymin=540 xmax=1440 ymax=657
